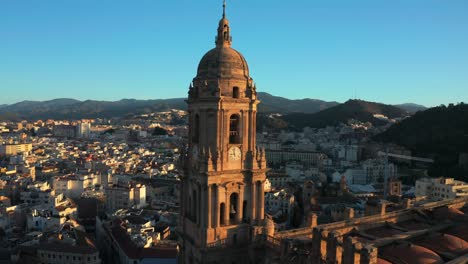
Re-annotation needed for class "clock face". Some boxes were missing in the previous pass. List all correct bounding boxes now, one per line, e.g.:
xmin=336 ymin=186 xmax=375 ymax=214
xmin=228 ymin=147 xmax=241 ymax=161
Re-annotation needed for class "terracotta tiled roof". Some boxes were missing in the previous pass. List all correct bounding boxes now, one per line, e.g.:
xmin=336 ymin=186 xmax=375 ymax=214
xmin=377 ymin=258 xmax=392 ymax=264
xmin=432 ymin=207 xmax=467 ymax=222
xmin=416 ymin=233 xmax=468 ymax=256
xmin=379 ymin=244 xmax=444 ymax=264
xmin=446 ymin=224 xmax=468 ymax=242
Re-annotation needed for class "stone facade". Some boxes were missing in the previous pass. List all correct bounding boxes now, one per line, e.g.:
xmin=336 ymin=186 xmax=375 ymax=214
xmin=179 ymin=3 xmax=268 ymax=264
xmin=265 ymin=197 xmax=468 ymax=264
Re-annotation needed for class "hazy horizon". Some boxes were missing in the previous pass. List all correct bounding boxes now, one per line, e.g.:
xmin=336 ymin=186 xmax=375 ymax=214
xmin=0 ymin=92 xmax=432 ymax=108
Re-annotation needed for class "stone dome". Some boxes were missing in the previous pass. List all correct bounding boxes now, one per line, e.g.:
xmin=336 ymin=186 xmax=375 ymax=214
xmin=196 ymin=47 xmax=249 ymax=80
xmin=195 ymin=5 xmax=250 ymax=81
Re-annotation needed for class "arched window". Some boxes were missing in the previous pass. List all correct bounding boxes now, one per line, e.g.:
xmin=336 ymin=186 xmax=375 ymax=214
xmin=229 ymin=193 xmax=239 ymax=224
xmin=229 ymin=114 xmax=240 ymax=144
xmin=220 ymin=203 xmax=226 ymax=226
xmin=232 ymin=87 xmax=239 ymax=98
xmin=192 ymin=114 xmax=200 ymax=143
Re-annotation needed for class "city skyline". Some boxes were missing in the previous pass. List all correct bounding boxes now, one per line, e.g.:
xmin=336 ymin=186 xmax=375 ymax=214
xmin=1 ymin=0 xmax=468 ymax=106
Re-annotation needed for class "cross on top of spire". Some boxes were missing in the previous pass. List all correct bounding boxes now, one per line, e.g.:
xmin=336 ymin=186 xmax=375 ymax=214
xmin=216 ymin=0 xmax=232 ymax=47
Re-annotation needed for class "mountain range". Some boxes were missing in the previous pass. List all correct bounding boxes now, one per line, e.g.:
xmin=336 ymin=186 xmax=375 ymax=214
xmin=0 ymin=92 xmax=426 ymax=121
xmin=260 ymin=99 xmax=411 ymax=131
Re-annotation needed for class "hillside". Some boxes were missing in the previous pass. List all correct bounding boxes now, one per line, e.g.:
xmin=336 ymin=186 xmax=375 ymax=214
xmin=0 ymin=93 xmax=422 ymax=121
xmin=257 ymin=92 xmax=338 ymax=113
xmin=0 ymin=98 xmax=187 ymax=121
xmin=0 ymin=93 xmax=340 ymax=121
xmin=394 ymin=103 xmax=427 ymax=113
xmin=374 ymin=103 xmax=468 ymax=179
xmin=280 ymin=99 xmax=409 ymax=130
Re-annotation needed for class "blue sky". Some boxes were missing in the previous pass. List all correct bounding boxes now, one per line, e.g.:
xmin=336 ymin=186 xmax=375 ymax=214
xmin=1 ymin=0 xmax=467 ymax=106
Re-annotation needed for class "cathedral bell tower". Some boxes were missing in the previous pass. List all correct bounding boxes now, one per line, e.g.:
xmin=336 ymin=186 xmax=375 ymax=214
xmin=179 ymin=2 xmax=268 ymax=263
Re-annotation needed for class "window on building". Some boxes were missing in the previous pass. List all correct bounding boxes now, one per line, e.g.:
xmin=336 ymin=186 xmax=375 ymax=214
xmin=232 ymin=87 xmax=239 ymax=98
xmin=220 ymin=203 xmax=226 ymax=225
xmin=229 ymin=114 xmax=241 ymax=144
xmin=229 ymin=193 xmax=239 ymax=224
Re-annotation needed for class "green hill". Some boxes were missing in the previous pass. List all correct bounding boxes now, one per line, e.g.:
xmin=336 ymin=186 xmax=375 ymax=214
xmin=281 ymin=99 xmax=408 ymax=130
xmin=374 ymin=103 xmax=468 ymax=180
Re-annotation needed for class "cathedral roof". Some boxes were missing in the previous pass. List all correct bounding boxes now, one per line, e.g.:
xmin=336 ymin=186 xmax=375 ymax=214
xmin=416 ymin=233 xmax=468 ymax=256
xmin=379 ymin=244 xmax=444 ymax=264
xmin=196 ymin=47 xmax=249 ymax=80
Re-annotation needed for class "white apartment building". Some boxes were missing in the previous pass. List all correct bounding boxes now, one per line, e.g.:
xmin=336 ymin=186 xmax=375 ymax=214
xmin=415 ymin=177 xmax=468 ymax=200
xmin=0 ymin=143 xmax=32 ymax=156
xmin=105 ymin=182 xmax=146 ymax=212
xmin=76 ymin=122 xmax=91 ymax=138
xmin=53 ymin=174 xmax=101 ymax=198
xmin=265 ymin=189 xmax=295 ymax=226
xmin=362 ymin=158 xmax=396 ymax=184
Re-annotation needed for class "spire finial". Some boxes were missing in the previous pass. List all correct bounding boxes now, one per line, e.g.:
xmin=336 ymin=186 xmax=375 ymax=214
xmin=216 ymin=0 xmax=231 ymax=47
xmin=223 ymin=0 xmax=226 ymax=18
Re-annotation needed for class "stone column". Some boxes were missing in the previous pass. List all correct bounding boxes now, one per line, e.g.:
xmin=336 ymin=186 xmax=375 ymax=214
xmin=207 ymin=184 xmax=212 ymax=228
xmin=345 ymin=207 xmax=355 ymax=220
xmin=241 ymin=110 xmax=245 ymax=147
xmin=312 ymin=228 xmax=322 ymax=258
xmin=360 ymin=246 xmax=378 ymax=264
xmin=257 ymin=181 xmax=265 ymax=221
xmin=343 ymin=237 xmax=361 ymax=264
xmin=224 ymin=190 xmax=230 ymax=226
xmin=307 ymin=212 xmax=318 ymax=228
xmin=214 ymin=185 xmax=219 ymax=228
xmin=248 ymin=110 xmax=253 ymax=150
xmin=319 ymin=230 xmax=329 ymax=263
xmin=379 ymin=202 xmax=387 ymax=216
xmin=253 ymin=111 xmax=257 ymax=148
xmin=236 ymin=188 xmax=244 ymax=223
xmin=250 ymin=182 xmax=256 ymax=224
xmin=326 ymin=231 xmax=342 ymax=264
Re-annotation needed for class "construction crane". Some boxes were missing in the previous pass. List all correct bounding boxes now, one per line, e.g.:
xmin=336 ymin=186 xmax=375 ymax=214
xmin=377 ymin=150 xmax=434 ymax=199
